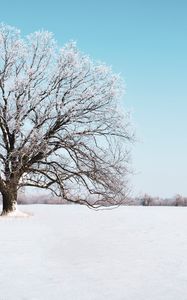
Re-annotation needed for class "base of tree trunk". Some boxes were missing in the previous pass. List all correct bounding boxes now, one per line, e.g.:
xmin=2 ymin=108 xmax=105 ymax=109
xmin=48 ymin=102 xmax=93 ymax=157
xmin=1 ymin=193 xmax=31 ymax=217
xmin=1 ymin=208 xmax=31 ymax=217
xmin=1 ymin=193 xmax=18 ymax=216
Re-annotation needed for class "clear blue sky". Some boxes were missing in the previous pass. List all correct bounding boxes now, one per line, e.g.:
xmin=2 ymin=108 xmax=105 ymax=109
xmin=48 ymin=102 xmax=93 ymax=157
xmin=1 ymin=0 xmax=187 ymax=197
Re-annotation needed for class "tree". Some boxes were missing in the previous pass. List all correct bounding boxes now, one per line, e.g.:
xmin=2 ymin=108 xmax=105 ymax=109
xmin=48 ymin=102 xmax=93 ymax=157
xmin=0 ymin=24 xmax=133 ymax=215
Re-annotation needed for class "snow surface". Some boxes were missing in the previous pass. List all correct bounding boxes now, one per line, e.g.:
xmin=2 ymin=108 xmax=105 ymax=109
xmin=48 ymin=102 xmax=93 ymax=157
xmin=0 ymin=205 xmax=187 ymax=300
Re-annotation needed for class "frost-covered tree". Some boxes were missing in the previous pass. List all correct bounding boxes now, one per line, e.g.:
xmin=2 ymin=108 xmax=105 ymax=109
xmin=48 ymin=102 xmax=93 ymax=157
xmin=0 ymin=24 xmax=133 ymax=215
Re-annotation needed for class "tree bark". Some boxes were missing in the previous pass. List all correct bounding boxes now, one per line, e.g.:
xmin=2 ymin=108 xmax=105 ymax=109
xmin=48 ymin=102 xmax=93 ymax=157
xmin=1 ymin=188 xmax=17 ymax=215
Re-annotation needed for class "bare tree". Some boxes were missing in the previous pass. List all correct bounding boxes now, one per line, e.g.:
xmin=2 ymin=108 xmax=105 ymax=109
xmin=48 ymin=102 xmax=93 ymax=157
xmin=0 ymin=24 xmax=133 ymax=215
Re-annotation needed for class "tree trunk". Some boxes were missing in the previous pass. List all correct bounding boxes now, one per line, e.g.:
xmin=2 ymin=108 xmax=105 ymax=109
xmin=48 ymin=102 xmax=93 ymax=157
xmin=1 ymin=188 xmax=17 ymax=215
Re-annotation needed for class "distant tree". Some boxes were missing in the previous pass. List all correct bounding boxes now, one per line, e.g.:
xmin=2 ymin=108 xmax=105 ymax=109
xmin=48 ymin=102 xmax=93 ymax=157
xmin=0 ymin=24 xmax=133 ymax=215
xmin=142 ymin=194 xmax=152 ymax=206
xmin=175 ymin=194 xmax=183 ymax=206
xmin=174 ymin=194 xmax=187 ymax=206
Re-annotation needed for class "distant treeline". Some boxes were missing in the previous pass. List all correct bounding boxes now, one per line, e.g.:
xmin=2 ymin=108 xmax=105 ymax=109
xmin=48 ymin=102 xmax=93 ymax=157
xmin=7 ymin=193 xmax=187 ymax=207
xmin=17 ymin=193 xmax=71 ymax=205
xmin=128 ymin=194 xmax=187 ymax=207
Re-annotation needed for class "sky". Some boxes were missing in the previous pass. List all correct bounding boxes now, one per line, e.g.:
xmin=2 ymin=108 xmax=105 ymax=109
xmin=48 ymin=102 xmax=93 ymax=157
xmin=0 ymin=0 xmax=187 ymax=198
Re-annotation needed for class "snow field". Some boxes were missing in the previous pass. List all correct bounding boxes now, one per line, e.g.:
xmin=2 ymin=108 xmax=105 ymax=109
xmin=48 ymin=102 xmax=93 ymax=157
xmin=0 ymin=205 xmax=187 ymax=300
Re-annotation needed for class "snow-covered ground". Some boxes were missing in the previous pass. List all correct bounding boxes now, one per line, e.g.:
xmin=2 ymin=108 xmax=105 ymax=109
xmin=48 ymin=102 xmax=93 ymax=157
xmin=0 ymin=205 xmax=187 ymax=300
